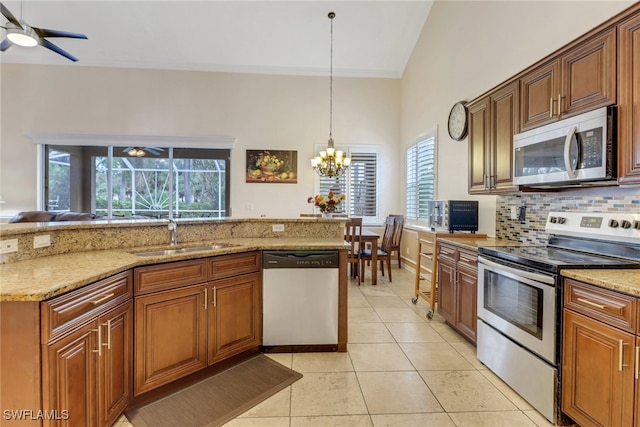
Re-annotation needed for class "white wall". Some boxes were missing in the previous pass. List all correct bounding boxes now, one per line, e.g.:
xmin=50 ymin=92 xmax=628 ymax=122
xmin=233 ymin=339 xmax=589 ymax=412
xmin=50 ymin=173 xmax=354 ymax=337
xmin=0 ymin=65 xmax=400 ymax=220
xmin=400 ymin=0 xmax=635 ymax=235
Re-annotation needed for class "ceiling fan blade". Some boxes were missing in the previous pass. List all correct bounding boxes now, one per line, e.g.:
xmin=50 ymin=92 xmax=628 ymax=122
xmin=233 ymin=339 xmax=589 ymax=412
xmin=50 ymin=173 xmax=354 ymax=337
xmin=123 ymin=147 xmax=133 ymax=153
xmin=34 ymin=27 xmax=87 ymax=40
xmin=40 ymin=38 xmax=79 ymax=62
xmin=0 ymin=38 xmax=12 ymax=51
xmin=0 ymin=2 xmax=22 ymax=28
xmin=145 ymin=147 xmax=164 ymax=155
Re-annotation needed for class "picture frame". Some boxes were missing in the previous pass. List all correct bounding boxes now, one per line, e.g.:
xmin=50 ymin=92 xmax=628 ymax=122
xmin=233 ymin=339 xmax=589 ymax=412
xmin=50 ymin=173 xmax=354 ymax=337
xmin=246 ymin=150 xmax=298 ymax=183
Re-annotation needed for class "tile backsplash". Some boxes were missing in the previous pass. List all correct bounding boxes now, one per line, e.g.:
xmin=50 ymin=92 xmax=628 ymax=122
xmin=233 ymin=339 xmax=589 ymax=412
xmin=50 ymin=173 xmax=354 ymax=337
xmin=496 ymin=192 xmax=640 ymax=244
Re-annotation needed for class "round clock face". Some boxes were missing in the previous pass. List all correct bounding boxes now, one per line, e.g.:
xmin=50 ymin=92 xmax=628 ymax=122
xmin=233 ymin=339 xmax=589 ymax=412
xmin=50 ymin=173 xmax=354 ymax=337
xmin=448 ymin=101 xmax=468 ymax=141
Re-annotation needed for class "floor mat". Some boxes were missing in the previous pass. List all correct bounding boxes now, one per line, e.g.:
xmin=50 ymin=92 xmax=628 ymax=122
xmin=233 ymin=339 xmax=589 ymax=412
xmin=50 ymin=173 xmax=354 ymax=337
xmin=126 ymin=354 xmax=302 ymax=427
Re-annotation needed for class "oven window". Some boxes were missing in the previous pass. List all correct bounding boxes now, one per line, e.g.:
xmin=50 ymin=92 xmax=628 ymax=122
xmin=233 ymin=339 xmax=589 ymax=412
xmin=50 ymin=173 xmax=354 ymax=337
xmin=483 ymin=269 xmax=543 ymax=339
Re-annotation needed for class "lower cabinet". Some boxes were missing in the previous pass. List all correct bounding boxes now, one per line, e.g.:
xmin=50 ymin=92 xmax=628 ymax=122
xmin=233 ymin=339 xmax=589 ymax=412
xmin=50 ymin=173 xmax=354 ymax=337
xmin=561 ymin=278 xmax=637 ymax=427
xmin=436 ymin=242 xmax=478 ymax=344
xmin=134 ymin=251 xmax=262 ymax=395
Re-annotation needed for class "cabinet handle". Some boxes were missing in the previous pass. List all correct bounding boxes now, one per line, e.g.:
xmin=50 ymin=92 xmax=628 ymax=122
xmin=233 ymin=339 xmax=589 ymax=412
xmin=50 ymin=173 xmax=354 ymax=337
xmin=203 ymin=288 xmax=208 ymax=310
xmin=619 ymin=340 xmax=628 ymax=371
xmin=549 ymin=97 xmax=554 ymax=118
xmin=92 ymin=326 xmax=102 ymax=356
xmin=576 ymin=297 xmax=606 ymax=309
xmin=104 ymin=320 xmax=111 ymax=350
xmin=91 ymin=293 xmax=115 ymax=305
xmin=635 ymin=346 xmax=639 ymax=380
xmin=213 ymin=287 xmax=217 ymax=307
xmin=557 ymin=93 xmax=563 ymax=115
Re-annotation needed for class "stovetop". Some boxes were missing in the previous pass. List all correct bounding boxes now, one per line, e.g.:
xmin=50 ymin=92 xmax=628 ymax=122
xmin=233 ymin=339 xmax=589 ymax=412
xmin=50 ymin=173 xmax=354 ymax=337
xmin=479 ymin=211 xmax=640 ymax=274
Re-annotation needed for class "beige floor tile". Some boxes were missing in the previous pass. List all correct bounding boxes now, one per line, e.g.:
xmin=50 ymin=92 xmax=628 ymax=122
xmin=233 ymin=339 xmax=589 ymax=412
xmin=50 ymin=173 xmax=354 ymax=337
xmin=358 ymin=285 xmax=397 ymax=297
xmin=348 ymin=322 xmax=395 ymax=343
xmin=222 ymin=416 xmax=291 ymax=426
xmin=370 ymin=413 xmax=456 ymax=427
xmin=237 ymin=387 xmax=291 ymax=418
xmin=373 ymin=307 xmax=427 ymax=323
xmin=291 ymin=415 xmax=374 ymax=426
xmin=290 ymin=372 xmax=368 ymax=416
xmin=348 ymin=343 xmax=414 ymax=371
xmin=366 ymin=295 xmax=412 ymax=309
xmin=385 ymin=322 xmax=446 ymax=343
xmin=448 ymin=411 xmax=537 ymax=426
xmin=478 ymin=368 xmax=534 ymax=410
xmin=292 ymin=352 xmax=354 ymax=372
xmin=400 ymin=342 xmax=475 ymax=371
xmin=348 ymin=291 xmax=372 ymax=308
xmin=429 ymin=320 xmax=466 ymax=342
xmin=523 ymin=409 xmax=557 ymax=426
xmin=357 ymin=371 xmax=443 ymax=414
xmin=420 ymin=370 xmax=517 ymax=412
xmin=264 ymin=352 xmax=293 ymax=369
xmin=349 ymin=307 xmax=383 ymax=323
xmin=449 ymin=341 xmax=485 ymax=369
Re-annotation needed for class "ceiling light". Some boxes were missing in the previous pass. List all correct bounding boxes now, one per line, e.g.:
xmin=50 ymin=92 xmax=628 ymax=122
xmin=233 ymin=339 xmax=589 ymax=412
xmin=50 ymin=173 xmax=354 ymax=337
xmin=7 ymin=25 xmax=38 ymax=47
xmin=311 ymin=12 xmax=351 ymax=178
xmin=127 ymin=147 xmax=146 ymax=157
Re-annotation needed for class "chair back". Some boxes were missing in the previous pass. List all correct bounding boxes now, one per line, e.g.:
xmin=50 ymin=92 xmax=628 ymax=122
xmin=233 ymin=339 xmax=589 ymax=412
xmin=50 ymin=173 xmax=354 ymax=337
xmin=390 ymin=214 xmax=405 ymax=248
xmin=345 ymin=218 xmax=363 ymax=257
xmin=380 ymin=216 xmax=395 ymax=252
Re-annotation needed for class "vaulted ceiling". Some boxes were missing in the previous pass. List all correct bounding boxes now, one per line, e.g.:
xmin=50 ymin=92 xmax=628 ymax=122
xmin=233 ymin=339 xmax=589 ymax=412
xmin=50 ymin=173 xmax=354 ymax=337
xmin=0 ymin=1 xmax=434 ymax=78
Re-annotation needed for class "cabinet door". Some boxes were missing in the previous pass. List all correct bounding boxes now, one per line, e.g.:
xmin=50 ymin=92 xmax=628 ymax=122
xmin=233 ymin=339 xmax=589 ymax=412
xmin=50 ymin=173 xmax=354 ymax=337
xmin=135 ymin=284 xmax=207 ymax=395
xmin=456 ymin=266 xmax=477 ymax=345
xmin=468 ymin=97 xmax=490 ymax=194
xmin=437 ymin=259 xmax=455 ymax=325
xmin=208 ymin=273 xmax=261 ymax=363
xmin=489 ymin=82 xmax=520 ymax=193
xmin=560 ymin=28 xmax=616 ymax=117
xmin=520 ymin=60 xmax=559 ymax=131
xmin=98 ymin=302 xmax=132 ymax=427
xmin=618 ymin=13 xmax=640 ymax=185
xmin=562 ymin=309 xmax=635 ymax=427
xmin=43 ymin=321 xmax=98 ymax=427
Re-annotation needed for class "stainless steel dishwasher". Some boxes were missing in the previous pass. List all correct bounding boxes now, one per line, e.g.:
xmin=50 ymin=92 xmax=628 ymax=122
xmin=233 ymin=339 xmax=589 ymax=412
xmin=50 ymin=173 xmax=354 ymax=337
xmin=262 ymin=250 xmax=339 ymax=348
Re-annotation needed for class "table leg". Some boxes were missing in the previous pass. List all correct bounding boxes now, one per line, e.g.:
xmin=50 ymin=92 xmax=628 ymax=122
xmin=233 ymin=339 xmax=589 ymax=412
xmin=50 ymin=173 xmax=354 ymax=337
xmin=371 ymin=237 xmax=378 ymax=285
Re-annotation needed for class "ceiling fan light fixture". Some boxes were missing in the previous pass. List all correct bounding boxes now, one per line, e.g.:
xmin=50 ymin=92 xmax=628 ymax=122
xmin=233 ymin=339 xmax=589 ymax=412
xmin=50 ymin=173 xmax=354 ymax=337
xmin=127 ymin=147 xmax=146 ymax=157
xmin=7 ymin=26 xmax=38 ymax=47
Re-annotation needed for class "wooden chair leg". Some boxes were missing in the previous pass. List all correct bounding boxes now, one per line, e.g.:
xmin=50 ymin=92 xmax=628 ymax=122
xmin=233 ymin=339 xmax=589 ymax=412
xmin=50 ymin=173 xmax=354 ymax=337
xmin=397 ymin=251 xmax=401 ymax=268
xmin=387 ymin=258 xmax=392 ymax=282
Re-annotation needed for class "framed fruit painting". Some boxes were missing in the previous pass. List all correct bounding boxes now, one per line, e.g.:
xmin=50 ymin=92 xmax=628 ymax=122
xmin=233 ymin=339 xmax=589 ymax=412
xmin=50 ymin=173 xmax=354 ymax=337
xmin=246 ymin=150 xmax=298 ymax=183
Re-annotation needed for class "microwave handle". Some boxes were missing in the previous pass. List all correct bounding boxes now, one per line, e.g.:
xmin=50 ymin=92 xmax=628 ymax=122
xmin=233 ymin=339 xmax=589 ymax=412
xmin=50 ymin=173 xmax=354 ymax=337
xmin=563 ymin=126 xmax=579 ymax=179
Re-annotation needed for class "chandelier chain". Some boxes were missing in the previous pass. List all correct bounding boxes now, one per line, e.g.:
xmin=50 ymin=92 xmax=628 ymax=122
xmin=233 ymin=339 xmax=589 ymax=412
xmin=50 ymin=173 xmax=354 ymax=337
xmin=329 ymin=12 xmax=333 ymax=141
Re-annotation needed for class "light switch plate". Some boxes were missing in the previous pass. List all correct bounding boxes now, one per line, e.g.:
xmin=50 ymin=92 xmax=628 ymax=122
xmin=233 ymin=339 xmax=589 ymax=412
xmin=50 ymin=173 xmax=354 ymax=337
xmin=34 ymin=234 xmax=51 ymax=248
xmin=272 ymin=224 xmax=285 ymax=232
xmin=0 ymin=239 xmax=19 ymax=254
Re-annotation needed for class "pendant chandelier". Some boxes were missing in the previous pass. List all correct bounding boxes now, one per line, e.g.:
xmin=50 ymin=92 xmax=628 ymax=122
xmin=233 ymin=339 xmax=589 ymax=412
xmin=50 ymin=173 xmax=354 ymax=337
xmin=311 ymin=12 xmax=351 ymax=178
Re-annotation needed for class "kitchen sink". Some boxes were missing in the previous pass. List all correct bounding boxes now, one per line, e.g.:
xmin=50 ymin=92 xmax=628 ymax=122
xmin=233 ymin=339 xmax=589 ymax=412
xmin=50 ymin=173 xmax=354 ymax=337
xmin=132 ymin=244 xmax=229 ymax=257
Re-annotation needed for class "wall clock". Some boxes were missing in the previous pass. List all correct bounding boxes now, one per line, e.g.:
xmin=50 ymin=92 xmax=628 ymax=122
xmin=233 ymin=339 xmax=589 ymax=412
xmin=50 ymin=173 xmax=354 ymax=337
xmin=447 ymin=101 xmax=468 ymax=141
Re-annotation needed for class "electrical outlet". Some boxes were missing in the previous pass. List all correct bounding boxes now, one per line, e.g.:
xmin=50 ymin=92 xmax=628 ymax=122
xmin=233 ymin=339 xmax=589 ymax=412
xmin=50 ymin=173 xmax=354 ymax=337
xmin=0 ymin=239 xmax=19 ymax=254
xmin=272 ymin=224 xmax=285 ymax=232
xmin=510 ymin=207 xmax=518 ymax=220
xmin=34 ymin=234 xmax=51 ymax=248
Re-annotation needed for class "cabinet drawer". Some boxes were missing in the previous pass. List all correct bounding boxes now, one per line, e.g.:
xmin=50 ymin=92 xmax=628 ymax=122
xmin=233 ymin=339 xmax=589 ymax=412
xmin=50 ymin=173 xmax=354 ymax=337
xmin=42 ymin=270 xmax=132 ymax=343
xmin=135 ymin=259 xmax=207 ymax=295
xmin=458 ymin=249 xmax=478 ymax=270
xmin=437 ymin=244 xmax=458 ymax=262
xmin=564 ymin=279 xmax=636 ymax=333
xmin=208 ymin=251 xmax=261 ymax=281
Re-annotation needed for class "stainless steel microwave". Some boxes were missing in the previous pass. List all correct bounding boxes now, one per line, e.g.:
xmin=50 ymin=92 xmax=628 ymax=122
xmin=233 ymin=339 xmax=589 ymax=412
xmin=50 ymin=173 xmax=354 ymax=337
xmin=513 ymin=106 xmax=617 ymax=188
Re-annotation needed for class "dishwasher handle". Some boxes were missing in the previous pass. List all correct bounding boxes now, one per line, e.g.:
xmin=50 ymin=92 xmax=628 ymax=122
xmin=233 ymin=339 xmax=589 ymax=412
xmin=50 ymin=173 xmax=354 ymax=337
xmin=263 ymin=251 xmax=339 ymax=269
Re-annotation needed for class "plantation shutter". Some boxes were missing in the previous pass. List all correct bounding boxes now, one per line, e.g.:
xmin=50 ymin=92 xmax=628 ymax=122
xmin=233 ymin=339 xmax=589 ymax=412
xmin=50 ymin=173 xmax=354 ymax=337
xmin=348 ymin=152 xmax=377 ymax=218
xmin=406 ymin=136 xmax=436 ymax=220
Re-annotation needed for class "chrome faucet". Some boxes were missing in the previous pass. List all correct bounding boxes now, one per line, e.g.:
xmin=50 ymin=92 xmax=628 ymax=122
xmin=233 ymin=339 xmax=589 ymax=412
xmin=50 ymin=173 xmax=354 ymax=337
xmin=168 ymin=219 xmax=178 ymax=246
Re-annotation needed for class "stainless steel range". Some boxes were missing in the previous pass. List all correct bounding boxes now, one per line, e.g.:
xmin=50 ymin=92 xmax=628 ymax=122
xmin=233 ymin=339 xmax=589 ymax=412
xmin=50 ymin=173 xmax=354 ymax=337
xmin=477 ymin=211 xmax=640 ymax=424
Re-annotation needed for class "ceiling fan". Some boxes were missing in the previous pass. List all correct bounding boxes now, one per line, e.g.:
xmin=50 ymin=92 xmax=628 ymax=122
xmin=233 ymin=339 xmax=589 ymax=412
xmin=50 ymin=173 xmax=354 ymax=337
xmin=123 ymin=147 xmax=165 ymax=157
xmin=0 ymin=1 xmax=87 ymax=62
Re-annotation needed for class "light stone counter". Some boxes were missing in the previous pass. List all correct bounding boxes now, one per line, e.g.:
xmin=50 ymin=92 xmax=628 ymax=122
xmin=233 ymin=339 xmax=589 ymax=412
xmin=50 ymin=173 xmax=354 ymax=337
xmin=562 ymin=269 xmax=640 ymax=297
xmin=437 ymin=236 xmax=517 ymax=251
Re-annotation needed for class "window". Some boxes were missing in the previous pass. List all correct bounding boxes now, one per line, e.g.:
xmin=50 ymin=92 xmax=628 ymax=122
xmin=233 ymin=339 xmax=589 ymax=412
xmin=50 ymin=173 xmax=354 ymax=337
xmin=317 ymin=148 xmax=378 ymax=222
xmin=406 ymin=131 xmax=436 ymax=220
xmin=44 ymin=145 xmax=230 ymax=218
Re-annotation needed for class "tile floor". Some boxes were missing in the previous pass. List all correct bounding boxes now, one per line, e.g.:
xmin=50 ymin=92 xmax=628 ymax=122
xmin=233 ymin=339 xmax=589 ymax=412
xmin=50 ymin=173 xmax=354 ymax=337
xmin=113 ymin=266 xmax=556 ymax=427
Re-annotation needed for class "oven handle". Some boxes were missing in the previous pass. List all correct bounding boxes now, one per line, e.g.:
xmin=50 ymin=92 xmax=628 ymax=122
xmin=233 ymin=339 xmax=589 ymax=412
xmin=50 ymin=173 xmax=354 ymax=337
xmin=478 ymin=256 xmax=555 ymax=285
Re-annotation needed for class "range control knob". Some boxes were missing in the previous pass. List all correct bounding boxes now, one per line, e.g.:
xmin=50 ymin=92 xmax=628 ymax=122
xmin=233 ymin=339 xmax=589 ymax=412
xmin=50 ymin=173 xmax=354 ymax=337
xmin=549 ymin=216 xmax=557 ymax=224
xmin=608 ymin=219 xmax=619 ymax=228
xmin=557 ymin=217 xmax=566 ymax=224
xmin=621 ymin=220 xmax=632 ymax=229
xmin=634 ymin=220 xmax=640 ymax=230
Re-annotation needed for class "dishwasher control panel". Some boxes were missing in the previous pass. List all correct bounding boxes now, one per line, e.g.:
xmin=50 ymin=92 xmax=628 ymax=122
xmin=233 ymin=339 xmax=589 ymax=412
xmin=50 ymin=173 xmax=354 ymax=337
xmin=262 ymin=251 xmax=339 ymax=268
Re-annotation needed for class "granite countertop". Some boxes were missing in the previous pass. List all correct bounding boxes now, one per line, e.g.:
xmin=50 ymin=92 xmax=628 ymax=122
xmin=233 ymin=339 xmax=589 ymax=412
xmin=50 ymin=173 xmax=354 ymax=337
xmin=562 ymin=269 xmax=640 ymax=297
xmin=437 ymin=236 xmax=517 ymax=251
xmin=0 ymin=237 xmax=347 ymax=302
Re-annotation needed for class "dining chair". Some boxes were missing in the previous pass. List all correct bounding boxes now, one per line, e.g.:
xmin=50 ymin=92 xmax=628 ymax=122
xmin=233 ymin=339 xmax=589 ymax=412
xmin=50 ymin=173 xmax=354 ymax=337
xmin=389 ymin=214 xmax=405 ymax=268
xmin=361 ymin=216 xmax=395 ymax=283
xmin=345 ymin=217 xmax=363 ymax=285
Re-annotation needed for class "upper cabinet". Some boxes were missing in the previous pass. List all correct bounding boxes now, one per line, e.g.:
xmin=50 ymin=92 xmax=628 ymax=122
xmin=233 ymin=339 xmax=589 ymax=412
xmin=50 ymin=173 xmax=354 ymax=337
xmin=618 ymin=11 xmax=640 ymax=185
xmin=520 ymin=28 xmax=617 ymax=132
xmin=468 ymin=81 xmax=520 ymax=194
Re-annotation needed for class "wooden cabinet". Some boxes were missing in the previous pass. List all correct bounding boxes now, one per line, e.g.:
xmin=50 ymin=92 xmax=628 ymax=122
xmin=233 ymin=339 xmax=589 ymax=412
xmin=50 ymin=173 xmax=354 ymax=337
xmin=42 ymin=271 xmax=133 ymax=427
xmin=562 ymin=279 xmax=637 ymax=427
xmin=468 ymin=81 xmax=519 ymax=194
xmin=618 ymin=12 xmax=640 ymax=185
xmin=436 ymin=242 xmax=478 ymax=344
xmin=134 ymin=251 xmax=261 ymax=395
xmin=520 ymin=28 xmax=616 ymax=131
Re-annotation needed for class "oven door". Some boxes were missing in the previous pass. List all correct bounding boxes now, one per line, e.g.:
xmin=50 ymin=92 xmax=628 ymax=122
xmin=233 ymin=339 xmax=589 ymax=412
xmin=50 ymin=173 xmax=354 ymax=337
xmin=477 ymin=256 xmax=557 ymax=364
